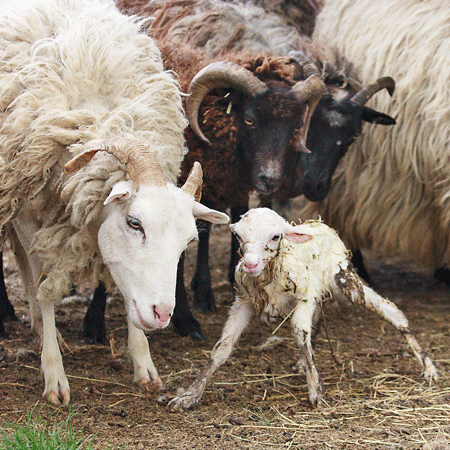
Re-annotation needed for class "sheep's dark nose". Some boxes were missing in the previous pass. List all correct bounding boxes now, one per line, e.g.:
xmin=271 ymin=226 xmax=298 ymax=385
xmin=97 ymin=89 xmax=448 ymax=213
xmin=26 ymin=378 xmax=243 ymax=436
xmin=255 ymin=174 xmax=282 ymax=195
xmin=302 ymin=170 xmax=331 ymax=202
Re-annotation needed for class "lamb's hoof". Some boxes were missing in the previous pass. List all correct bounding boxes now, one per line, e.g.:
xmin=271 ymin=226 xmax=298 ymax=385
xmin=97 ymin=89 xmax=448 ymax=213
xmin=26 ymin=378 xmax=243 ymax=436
xmin=46 ymin=388 xmax=70 ymax=405
xmin=168 ymin=394 xmax=198 ymax=411
xmin=138 ymin=377 xmax=163 ymax=392
xmin=424 ymin=360 xmax=439 ymax=382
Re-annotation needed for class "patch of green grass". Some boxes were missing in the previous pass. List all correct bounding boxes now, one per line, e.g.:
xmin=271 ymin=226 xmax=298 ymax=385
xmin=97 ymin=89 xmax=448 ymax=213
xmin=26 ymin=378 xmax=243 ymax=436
xmin=0 ymin=403 xmax=97 ymax=450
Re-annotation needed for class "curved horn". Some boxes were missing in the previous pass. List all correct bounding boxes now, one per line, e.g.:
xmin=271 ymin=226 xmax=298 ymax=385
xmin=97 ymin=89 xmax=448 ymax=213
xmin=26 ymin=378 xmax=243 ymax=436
xmin=289 ymin=50 xmax=320 ymax=79
xmin=291 ymin=75 xmax=325 ymax=153
xmin=350 ymin=76 xmax=395 ymax=106
xmin=186 ymin=61 xmax=268 ymax=144
xmin=64 ymin=137 xmax=166 ymax=187
xmin=181 ymin=161 xmax=203 ymax=202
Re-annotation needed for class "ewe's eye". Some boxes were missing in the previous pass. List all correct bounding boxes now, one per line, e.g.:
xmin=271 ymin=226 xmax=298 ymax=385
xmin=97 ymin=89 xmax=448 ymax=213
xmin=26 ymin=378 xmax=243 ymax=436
xmin=271 ymin=234 xmax=281 ymax=242
xmin=126 ymin=216 xmax=142 ymax=231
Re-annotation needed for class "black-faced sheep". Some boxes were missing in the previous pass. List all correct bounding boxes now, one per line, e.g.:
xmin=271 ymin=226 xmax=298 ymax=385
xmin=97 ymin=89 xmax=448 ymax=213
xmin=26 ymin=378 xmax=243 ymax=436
xmin=138 ymin=0 xmax=396 ymax=312
xmin=0 ymin=0 xmax=228 ymax=405
xmin=297 ymin=0 xmax=450 ymax=284
xmin=169 ymin=208 xmax=438 ymax=409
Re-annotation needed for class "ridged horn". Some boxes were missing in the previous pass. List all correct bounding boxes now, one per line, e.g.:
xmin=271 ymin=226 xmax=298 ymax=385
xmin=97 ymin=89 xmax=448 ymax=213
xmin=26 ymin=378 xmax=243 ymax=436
xmin=181 ymin=161 xmax=203 ymax=202
xmin=64 ymin=137 xmax=166 ymax=187
xmin=291 ymin=75 xmax=325 ymax=153
xmin=186 ymin=61 xmax=268 ymax=144
xmin=350 ymin=76 xmax=395 ymax=106
xmin=289 ymin=50 xmax=320 ymax=79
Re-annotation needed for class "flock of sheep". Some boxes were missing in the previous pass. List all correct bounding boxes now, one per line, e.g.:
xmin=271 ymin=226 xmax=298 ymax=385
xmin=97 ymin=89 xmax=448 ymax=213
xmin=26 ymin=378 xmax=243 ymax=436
xmin=0 ymin=0 xmax=446 ymax=410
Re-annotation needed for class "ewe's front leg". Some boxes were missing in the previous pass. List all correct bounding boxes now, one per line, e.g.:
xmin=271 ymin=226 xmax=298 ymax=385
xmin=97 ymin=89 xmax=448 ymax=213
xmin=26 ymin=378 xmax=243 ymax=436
xmin=169 ymin=299 xmax=253 ymax=410
xmin=40 ymin=300 xmax=70 ymax=405
xmin=127 ymin=315 xmax=162 ymax=390
xmin=335 ymin=267 xmax=438 ymax=381
xmin=291 ymin=297 xmax=323 ymax=407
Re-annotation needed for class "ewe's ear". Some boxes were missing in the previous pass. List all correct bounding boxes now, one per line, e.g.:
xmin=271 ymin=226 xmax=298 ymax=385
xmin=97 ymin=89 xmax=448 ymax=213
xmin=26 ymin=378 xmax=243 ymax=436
xmin=104 ymin=180 xmax=134 ymax=205
xmin=192 ymin=202 xmax=229 ymax=224
xmin=284 ymin=223 xmax=313 ymax=244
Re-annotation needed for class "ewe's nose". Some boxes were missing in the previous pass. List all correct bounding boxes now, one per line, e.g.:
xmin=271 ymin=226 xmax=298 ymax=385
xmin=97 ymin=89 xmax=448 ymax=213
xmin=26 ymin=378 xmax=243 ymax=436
xmin=153 ymin=305 xmax=172 ymax=324
xmin=255 ymin=173 xmax=282 ymax=195
xmin=302 ymin=169 xmax=331 ymax=202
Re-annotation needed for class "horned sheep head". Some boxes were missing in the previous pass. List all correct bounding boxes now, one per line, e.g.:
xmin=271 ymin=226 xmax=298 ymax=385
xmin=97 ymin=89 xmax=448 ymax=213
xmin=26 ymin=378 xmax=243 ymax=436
xmin=64 ymin=137 xmax=229 ymax=331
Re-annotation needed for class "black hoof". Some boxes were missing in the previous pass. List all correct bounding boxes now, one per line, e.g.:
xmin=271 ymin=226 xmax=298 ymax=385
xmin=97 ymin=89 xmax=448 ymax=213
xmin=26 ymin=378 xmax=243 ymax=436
xmin=172 ymin=315 xmax=206 ymax=341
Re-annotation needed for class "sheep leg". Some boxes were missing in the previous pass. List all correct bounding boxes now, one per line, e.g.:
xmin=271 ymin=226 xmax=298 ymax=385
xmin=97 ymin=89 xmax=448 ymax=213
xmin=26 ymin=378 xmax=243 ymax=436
xmin=228 ymin=206 xmax=248 ymax=285
xmin=173 ymin=252 xmax=205 ymax=340
xmin=127 ymin=315 xmax=162 ymax=390
xmin=0 ymin=250 xmax=18 ymax=340
xmin=82 ymin=281 xmax=107 ymax=344
xmin=291 ymin=297 xmax=323 ymax=406
xmin=191 ymin=222 xmax=216 ymax=312
xmin=0 ymin=251 xmax=17 ymax=321
xmin=335 ymin=267 xmax=438 ymax=381
xmin=169 ymin=299 xmax=253 ymax=410
xmin=40 ymin=300 xmax=71 ymax=404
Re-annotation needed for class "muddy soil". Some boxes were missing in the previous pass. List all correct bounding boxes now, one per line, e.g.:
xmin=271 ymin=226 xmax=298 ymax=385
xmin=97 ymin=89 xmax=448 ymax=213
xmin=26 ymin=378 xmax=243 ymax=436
xmin=0 ymin=216 xmax=449 ymax=449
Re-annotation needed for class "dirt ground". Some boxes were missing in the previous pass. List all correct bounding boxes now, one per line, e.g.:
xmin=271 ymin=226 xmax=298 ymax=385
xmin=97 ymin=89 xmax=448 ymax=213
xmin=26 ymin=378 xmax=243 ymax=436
xmin=0 ymin=211 xmax=449 ymax=449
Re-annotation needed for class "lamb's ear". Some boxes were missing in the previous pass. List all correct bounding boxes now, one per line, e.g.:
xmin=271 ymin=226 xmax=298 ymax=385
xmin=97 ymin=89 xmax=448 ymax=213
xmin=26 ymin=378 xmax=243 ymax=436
xmin=284 ymin=223 xmax=313 ymax=244
xmin=104 ymin=180 xmax=134 ymax=205
xmin=192 ymin=202 xmax=229 ymax=224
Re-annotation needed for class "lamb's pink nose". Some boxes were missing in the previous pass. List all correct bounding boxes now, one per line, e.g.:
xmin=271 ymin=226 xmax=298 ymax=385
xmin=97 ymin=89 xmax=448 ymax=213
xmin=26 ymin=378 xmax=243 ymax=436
xmin=153 ymin=305 xmax=172 ymax=324
xmin=244 ymin=262 xmax=258 ymax=270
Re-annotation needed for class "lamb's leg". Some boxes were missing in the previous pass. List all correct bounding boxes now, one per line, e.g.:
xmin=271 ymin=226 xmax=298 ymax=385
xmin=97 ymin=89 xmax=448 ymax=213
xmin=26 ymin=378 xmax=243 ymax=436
xmin=335 ymin=267 xmax=438 ymax=381
xmin=127 ymin=315 xmax=162 ymax=390
xmin=40 ymin=300 xmax=70 ymax=404
xmin=291 ymin=297 xmax=323 ymax=406
xmin=169 ymin=299 xmax=253 ymax=410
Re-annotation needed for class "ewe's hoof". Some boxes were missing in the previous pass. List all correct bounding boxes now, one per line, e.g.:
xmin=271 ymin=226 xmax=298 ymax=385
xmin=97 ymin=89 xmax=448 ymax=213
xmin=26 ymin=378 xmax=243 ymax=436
xmin=138 ymin=377 xmax=163 ymax=392
xmin=46 ymin=388 xmax=70 ymax=405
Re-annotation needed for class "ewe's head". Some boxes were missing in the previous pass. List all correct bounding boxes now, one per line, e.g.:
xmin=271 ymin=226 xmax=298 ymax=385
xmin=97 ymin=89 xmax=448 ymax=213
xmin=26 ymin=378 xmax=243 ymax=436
xmin=65 ymin=137 xmax=229 ymax=331
xmin=186 ymin=61 xmax=324 ymax=195
xmin=230 ymin=208 xmax=312 ymax=277
xmin=289 ymin=51 xmax=396 ymax=202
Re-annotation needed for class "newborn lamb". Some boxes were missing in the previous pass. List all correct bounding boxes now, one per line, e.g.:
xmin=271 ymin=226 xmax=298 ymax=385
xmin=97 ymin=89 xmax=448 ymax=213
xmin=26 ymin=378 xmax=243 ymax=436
xmin=169 ymin=208 xmax=438 ymax=408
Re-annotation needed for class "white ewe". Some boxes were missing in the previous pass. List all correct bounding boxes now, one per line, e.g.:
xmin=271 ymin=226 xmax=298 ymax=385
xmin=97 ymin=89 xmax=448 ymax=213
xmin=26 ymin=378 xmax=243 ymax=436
xmin=0 ymin=0 xmax=229 ymax=405
xmin=298 ymin=0 xmax=450 ymax=275
xmin=169 ymin=208 xmax=437 ymax=409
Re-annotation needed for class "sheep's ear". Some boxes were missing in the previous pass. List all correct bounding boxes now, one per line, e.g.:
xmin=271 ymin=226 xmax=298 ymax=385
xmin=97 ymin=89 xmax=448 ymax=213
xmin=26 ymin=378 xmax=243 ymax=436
xmin=192 ymin=202 xmax=229 ymax=224
xmin=104 ymin=180 xmax=134 ymax=205
xmin=284 ymin=223 xmax=313 ymax=244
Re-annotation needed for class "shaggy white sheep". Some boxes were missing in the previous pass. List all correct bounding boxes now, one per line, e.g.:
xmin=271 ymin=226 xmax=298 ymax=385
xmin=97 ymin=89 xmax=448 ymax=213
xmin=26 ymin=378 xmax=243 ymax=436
xmin=298 ymin=0 xmax=450 ymax=273
xmin=0 ymin=0 xmax=229 ymax=405
xmin=169 ymin=208 xmax=438 ymax=409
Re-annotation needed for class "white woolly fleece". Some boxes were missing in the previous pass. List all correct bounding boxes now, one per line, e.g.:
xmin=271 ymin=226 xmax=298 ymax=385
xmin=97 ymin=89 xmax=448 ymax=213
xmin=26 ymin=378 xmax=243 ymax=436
xmin=299 ymin=0 xmax=450 ymax=269
xmin=0 ymin=0 xmax=187 ymax=297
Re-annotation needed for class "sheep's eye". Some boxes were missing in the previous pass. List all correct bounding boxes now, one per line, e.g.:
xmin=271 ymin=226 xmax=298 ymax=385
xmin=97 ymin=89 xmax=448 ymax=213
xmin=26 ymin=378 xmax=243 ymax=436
xmin=126 ymin=216 xmax=142 ymax=231
xmin=244 ymin=117 xmax=254 ymax=126
xmin=271 ymin=234 xmax=281 ymax=242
